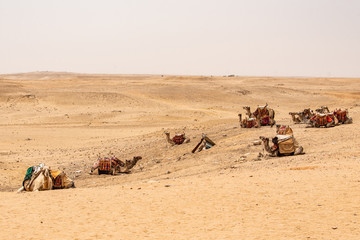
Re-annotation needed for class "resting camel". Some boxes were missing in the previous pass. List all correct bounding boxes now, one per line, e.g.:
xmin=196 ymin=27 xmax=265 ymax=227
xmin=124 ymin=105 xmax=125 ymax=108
xmin=243 ymin=104 xmax=276 ymax=127
xmin=164 ymin=131 xmax=190 ymax=146
xmin=259 ymin=136 xmax=304 ymax=157
xmin=238 ymin=113 xmax=258 ymax=128
xmin=18 ymin=165 xmax=53 ymax=192
xmin=90 ymin=156 xmax=142 ymax=174
xmin=333 ymin=109 xmax=353 ymax=124
xmin=122 ymin=156 xmax=143 ymax=173
xmin=289 ymin=111 xmax=307 ymax=124
xmin=243 ymin=106 xmax=256 ymax=118
xmin=18 ymin=164 xmax=75 ymax=192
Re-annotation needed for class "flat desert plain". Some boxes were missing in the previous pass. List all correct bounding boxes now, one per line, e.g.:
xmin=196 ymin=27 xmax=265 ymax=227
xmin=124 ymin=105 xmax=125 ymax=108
xmin=0 ymin=72 xmax=359 ymax=240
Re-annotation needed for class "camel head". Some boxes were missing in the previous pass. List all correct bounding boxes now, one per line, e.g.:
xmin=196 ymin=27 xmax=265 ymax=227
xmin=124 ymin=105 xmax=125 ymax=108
xmin=259 ymin=136 xmax=269 ymax=143
xmin=243 ymin=106 xmax=250 ymax=111
xmin=133 ymin=156 xmax=142 ymax=162
xmin=164 ymin=131 xmax=170 ymax=136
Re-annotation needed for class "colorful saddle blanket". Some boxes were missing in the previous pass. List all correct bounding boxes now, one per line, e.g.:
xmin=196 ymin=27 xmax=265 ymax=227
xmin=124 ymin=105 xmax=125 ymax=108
xmin=254 ymin=107 xmax=269 ymax=118
xmin=277 ymin=125 xmax=293 ymax=135
xmin=334 ymin=110 xmax=347 ymax=123
xmin=172 ymin=134 xmax=185 ymax=145
xmin=99 ymin=159 xmax=112 ymax=171
xmin=261 ymin=116 xmax=270 ymax=125
xmin=243 ymin=118 xmax=257 ymax=128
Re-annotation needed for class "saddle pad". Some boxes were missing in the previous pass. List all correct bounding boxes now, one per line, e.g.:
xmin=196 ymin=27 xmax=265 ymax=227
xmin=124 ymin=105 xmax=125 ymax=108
xmin=172 ymin=135 xmax=185 ymax=145
xmin=99 ymin=159 xmax=111 ymax=171
xmin=261 ymin=116 xmax=270 ymax=125
xmin=278 ymin=138 xmax=295 ymax=154
xmin=53 ymin=175 xmax=63 ymax=189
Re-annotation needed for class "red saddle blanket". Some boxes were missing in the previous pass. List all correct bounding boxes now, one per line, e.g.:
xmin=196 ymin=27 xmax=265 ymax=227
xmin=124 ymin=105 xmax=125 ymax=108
xmin=172 ymin=135 xmax=185 ymax=144
xmin=243 ymin=118 xmax=257 ymax=128
xmin=99 ymin=159 xmax=112 ymax=171
xmin=53 ymin=175 xmax=63 ymax=189
xmin=334 ymin=110 xmax=347 ymax=122
xmin=261 ymin=116 xmax=270 ymax=125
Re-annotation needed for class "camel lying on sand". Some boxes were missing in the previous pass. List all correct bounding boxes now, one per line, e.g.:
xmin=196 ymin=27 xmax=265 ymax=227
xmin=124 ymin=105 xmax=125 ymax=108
xmin=239 ymin=104 xmax=276 ymax=128
xmin=333 ymin=109 xmax=353 ymax=124
xmin=259 ymin=136 xmax=304 ymax=157
xmin=90 ymin=156 xmax=142 ymax=175
xmin=164 ymin=131 xmax=190 ymax=146
xmin=307 ymin=112 xmax=337 ymax=128
xmin=18 ymin=164 xmax=75 ymax=192
xmin=259 ymin=126 xmax=303 ymax=157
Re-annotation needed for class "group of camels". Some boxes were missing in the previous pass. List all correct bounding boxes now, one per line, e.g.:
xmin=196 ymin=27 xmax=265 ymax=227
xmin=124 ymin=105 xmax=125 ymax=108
xmin=238 ymin=104 xmax=276 ymax=128
xmin=19 ymin=155 xmax=143 ymax=192
xmin=289 ymin=106 xmax=353 ymax=127
xmin=19 ymin=103 xmax=353 ymax=192
xmin=18 ymin=164 xmax=75 ymax=192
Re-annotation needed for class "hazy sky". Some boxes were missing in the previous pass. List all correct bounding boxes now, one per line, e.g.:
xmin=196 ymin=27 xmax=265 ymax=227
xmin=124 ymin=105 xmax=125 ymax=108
xmin=1 ymin=0 xmax=359 ymax=77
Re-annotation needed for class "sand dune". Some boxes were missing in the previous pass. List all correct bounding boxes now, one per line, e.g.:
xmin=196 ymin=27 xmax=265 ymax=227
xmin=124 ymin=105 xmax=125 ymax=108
xmin=0 ymin=73 xmax=359 ymax=239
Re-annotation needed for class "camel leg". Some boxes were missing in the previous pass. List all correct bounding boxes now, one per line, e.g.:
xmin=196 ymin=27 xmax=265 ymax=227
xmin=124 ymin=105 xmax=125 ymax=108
xmin=345 ymin=117 xmax=353 ymax=124
xmin=294 ymin=146 xmax=304 ymax=155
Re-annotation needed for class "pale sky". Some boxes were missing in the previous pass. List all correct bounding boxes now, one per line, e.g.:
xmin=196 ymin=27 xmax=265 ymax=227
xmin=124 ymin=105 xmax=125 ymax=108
xmin=1 ymin=0 xmax=359 ymax=77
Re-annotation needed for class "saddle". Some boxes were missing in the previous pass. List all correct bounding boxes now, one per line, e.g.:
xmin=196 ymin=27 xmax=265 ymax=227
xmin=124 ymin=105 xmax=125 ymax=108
xmin=51 ymin=170 xmax=63 ymax=189
xmin=261 ymin=116 xmax=270 ymax=125
xmin=99 ymin=158 xmax=112 ymax=171
xmin=277 ymin=125 xmax=293 ymax=135
xmin=172 ymin=134 xmax=185 ymax=144
xmin=334 ymin=109 xmax=347 ymax=123
xmin=276 ymin=135 xmax=295 ymax=155
xmin=243 ymin=118 xmax=257 ymax=128
xmin=254 ymin=106 xmax=269 ymax=118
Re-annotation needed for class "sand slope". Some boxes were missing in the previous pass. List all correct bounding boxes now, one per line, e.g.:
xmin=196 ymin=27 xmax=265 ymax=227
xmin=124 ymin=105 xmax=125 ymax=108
xmin=0 ymin=72 xmax=359 ymax=239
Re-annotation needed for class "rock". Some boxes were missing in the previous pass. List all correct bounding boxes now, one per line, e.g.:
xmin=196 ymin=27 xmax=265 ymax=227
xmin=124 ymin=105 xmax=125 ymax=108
xmin=164 ymin=184 xmax=171 ymax=187
xmin=253 ymin=140 xmax=261 ymax=145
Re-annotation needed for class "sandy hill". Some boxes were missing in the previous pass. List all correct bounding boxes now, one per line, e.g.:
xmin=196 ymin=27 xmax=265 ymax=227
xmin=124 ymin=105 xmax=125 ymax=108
xmin=0 ymin=73 xmax=359 ymax=239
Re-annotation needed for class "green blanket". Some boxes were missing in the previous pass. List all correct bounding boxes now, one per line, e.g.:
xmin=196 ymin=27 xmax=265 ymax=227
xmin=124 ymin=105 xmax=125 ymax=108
xmin=22 ymin=167 xmax=34 ymax=186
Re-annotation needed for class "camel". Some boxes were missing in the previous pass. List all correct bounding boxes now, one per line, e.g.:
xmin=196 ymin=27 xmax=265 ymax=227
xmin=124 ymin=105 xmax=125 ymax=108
xmin=243 ymin=106 xmax=256 ymax=118
xmin=289 ymin=112 xmax=303 ymax=124
xmin=91 ymin=156 xmax=142 ymax=174
xmin=307 ymin=112 xmax=337 ymax=128
xmin=240 ymin=104 xmax=275 ymax=128
xmin=315 ymin=106 xmax=330 ymax=114
xmin=333 ymin=109 xmax=353 ymax=124
xmin=238 ymin=113 xmax=258 ymax=128
xmin=18 ymin=164 xmax=75 ymax=192
xmin=122 ymin=156 xmax=142 ymax=173
xmin=51 ymin=170 xmax=75 ymax=189
xmin=164 ymin=131 xmax=190 ymax=146
xmin=19 ymin=165 xmax=53 ymax=192
xmin=259 ymin=136 xmax=304 ymax=157
xmin=289 ymin=108 xmax=315 ymax=124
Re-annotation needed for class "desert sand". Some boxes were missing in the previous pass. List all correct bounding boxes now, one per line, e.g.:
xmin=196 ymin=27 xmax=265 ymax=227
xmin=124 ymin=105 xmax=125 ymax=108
xmin=0 ymin=72 xmax=359 ymax=239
